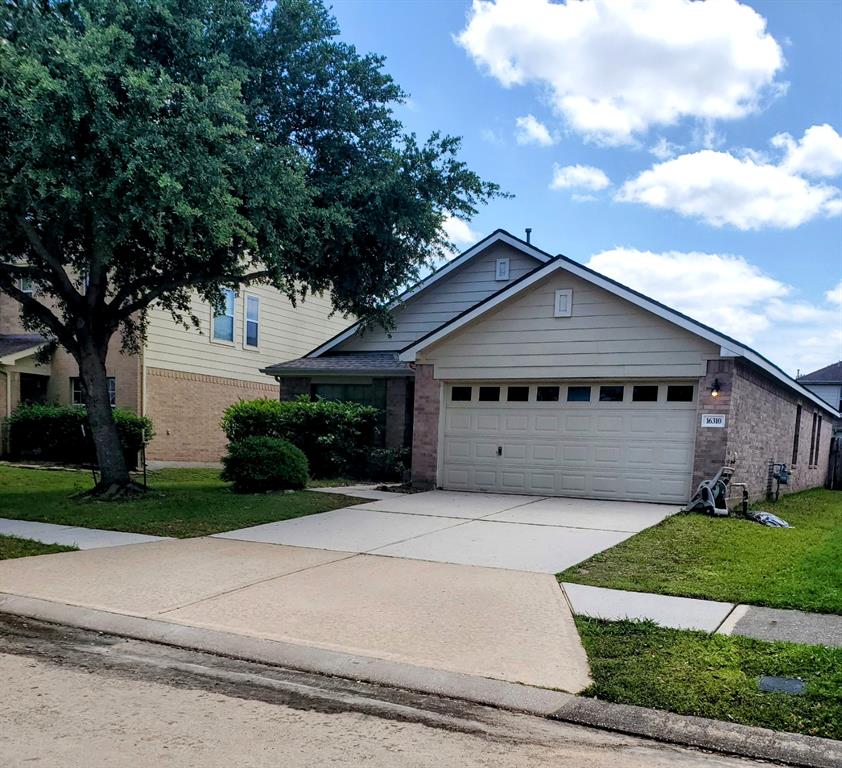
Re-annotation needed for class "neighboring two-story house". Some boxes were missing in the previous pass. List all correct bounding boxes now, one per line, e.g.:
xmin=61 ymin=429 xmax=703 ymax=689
xmin=798 ymin=361 xmax=842 ymax=413
xmin=0 ymin=285 xmax=348 ymax=462
xmin=265 ymin=229 xmax=839 ymax=503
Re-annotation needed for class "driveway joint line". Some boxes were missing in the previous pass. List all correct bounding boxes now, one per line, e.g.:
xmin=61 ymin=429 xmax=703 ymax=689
xmin=362 ymin=518 xmax=477 ymax=555
xmin=155 ymin=550 xmax=360 ymax=616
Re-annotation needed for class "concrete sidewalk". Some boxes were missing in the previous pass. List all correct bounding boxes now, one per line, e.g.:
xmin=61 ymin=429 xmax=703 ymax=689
xmin=0 ymin=517 xmax=168 ymax=549
xmin=562 ymin=581 xmax=842 ymax=648
xmin=0 ymin=537 xmax=592 ymax=693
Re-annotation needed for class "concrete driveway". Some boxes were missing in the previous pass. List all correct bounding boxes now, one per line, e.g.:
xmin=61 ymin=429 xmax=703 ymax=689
xmin=216 ymin=491 xmax=677 ymax=574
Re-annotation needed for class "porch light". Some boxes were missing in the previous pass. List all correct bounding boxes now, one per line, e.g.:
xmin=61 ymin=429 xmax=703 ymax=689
xmin=711 ymin=379 xmax=721 ymax=398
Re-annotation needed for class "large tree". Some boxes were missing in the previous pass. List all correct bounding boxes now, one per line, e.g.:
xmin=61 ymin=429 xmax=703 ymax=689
xmin=0 ymin=0 xmax=501 ymax=495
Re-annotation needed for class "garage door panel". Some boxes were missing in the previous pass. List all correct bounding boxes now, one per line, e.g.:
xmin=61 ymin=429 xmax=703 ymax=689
xmin=442 ymin=381 xmax=696 ymax=503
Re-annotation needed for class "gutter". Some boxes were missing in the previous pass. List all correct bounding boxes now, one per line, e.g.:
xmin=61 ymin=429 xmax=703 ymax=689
xmin=260 ymin=367 xmax=415 ymax=378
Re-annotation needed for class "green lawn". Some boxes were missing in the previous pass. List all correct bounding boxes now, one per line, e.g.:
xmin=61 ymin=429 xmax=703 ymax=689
xmin=560 ymin=489 xmax=842 ymax=614
xmin=0 ymin=534 xmax=76 ymax=560
xmin=0 ymin=467 xmax=365 ymax=538
xmin=577 ymin=618 xmax=842 ymax=740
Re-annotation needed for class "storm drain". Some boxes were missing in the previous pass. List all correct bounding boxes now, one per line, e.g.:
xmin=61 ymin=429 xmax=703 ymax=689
xmin=757 ymin=676 xmax=806 ymax=694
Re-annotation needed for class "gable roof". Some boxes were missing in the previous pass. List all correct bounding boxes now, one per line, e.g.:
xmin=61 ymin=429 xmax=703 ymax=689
xmin=798 ymin=360 xmax=842 ymax=384
xmin=0 ymin=334 xmax=46 ymax=365
xmin=306 ymin=229 xmax=552 ymax=358
xmin=398 ymin=254 xmax=840 ymax=418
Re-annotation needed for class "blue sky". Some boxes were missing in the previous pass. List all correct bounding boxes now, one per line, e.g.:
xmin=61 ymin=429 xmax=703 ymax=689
xmin=329 ymin=0 xmax=842 ymax=375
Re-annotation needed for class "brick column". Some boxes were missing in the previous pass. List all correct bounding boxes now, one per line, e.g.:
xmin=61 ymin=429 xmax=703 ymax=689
xmin=691 ymin=358 xmax=734 ymax=491
xmin=410 ymin=364 xmax=440 ymax=489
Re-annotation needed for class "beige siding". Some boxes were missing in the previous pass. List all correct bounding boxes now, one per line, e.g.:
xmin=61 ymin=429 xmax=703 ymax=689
xmin=145 ymin=285 xmax=350 ymax=383
xmin=418 ymin=270 xmax=719 ymax=380
xmin=339 ymin=242 xmax=542 ymax=352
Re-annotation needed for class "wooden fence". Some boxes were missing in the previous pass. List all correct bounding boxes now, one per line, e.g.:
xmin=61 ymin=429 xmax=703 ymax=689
xmin=827 ymin=437 xmax=842 ymax=491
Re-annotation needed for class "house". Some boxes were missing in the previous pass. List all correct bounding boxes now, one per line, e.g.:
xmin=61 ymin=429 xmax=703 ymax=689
xmin=798 ymin=361 xmax=842 ymax=416
xmin=264 ymin=230 xmax=839 ymax=503
xmin=0 ymin=285 xmax=349 ymax=462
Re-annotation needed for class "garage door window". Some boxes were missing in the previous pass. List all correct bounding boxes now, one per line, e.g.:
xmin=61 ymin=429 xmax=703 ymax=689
xmin=632 ymin=385 xmax=659 ymax=402
xmin=451 ymin=386 xmax=472 ymax=402
xmin=599 ymin=385 xmax=624 ymax=402
xmin=536 ymin=385 xmax=560 ymax=402
xmin=478 ymin=386 xmax=501 ymax=402
xmin=567 ymin=386 xmax=591 ymax=402
xmin=507 ymin=386 xmax=530 ymax=402
xmin=667 ymin=385 xmax=694 ymax=402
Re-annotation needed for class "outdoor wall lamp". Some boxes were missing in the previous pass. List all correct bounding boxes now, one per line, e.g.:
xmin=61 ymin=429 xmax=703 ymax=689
xmin=711 ymin=378 xmax=722 ymax=397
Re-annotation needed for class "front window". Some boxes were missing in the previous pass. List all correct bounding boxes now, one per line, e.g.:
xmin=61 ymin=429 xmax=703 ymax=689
xmin=71 ymin=377 xmax=116 ymax=406
xmin=244 ymin=294 xmax=260 ymax=348
xmin=212 ymin=289 xmax=236 ymax=342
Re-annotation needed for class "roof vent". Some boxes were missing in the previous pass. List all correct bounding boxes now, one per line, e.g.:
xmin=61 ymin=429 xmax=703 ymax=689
xmin=525 ymin=227 xmax=532 ymax=244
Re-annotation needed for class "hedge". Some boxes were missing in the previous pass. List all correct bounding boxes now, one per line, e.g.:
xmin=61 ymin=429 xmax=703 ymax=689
xmin=220 ymin=396 xmax=381 ymax=478
xmin=7 ymin=403 xmax=154 ymax=469
xmin=221 ymin=436 xmax=309 ymax=492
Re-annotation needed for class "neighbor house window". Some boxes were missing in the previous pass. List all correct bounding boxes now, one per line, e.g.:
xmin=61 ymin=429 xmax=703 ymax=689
xmin=212 ymin=289 xmax=236 ymax=342
xmin=244 ymin=294 xmax=260 ymax=348
xmin=19 ymin=275 xmax=33 ymax=294
xmin=71 ymin=377 xmax=115 ymax=406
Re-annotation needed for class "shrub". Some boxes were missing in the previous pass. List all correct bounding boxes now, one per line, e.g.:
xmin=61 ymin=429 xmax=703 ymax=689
xmin=366 ymin=447 xmax=411 ymax=481
xmin=221 ymin=436 xmax=308 ymax=492
xmin=221 ymin=397 xmax=381 ymax=478
xmin=7 ymin=403 xmax=154 ymax=469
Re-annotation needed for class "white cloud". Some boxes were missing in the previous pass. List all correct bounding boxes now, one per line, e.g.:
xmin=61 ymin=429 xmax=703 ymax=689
xmin=586 ymin=248 xmax=842 ymax=374
xmin=571 ymin=193 xmax=598 ymax=203
xmin=514 ymin=114 xmax=555 ymax=146
xmin=442 ymin=215 xmax=480 ymax=248
xmin=826 ymin=281 xmax=842 ymax=305
xmin=771 ymin=123 xmax=842 ymax=178
xmin=457 ymin=0 xmax=785 ymax=145
xmin=550 ymin=163 xmax=610 ymax=191
xmin=480 ymin=127 xmax=505 ymax=146
xmin=617 ymin=148 xmax=842 ymax=229
xmin=649 ymin=137 xmax=682 ymax=161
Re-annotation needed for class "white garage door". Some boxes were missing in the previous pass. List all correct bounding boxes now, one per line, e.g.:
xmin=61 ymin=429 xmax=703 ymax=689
xmin=442 ymin=381 xmax=697 ymax=504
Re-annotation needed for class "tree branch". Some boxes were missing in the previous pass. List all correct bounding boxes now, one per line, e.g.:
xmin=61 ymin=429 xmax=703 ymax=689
xmin=0 ymin=275 xmax=76 ymax=351
xmin=15 ymin=215 xmax=81 ymax=306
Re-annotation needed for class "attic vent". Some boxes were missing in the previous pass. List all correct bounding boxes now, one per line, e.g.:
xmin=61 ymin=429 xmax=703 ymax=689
xmin=554 ymin=288 xmax=573 ymax=317
xmin=495 ymin=257 xmax=510 ymax=281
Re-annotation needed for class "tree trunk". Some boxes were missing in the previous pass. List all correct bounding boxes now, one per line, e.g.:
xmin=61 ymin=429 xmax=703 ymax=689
xmin=76 ymin=335 xmax=134 ymax=495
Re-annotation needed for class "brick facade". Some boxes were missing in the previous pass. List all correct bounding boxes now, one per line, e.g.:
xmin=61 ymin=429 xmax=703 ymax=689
xmin=410 ymin=364 xmax=440 ymax=488
xmin=145 ymin=367 xmax=276 ymax=462
xmin=690 ymin=358 xmax=735 ymax=492
xmin=727 ymin=361 xmax=832 ymax=500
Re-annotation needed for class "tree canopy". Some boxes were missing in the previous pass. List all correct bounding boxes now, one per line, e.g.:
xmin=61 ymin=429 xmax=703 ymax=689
xmin=0 ymin=0 xmax=502 ymax=492
xmin=0 ymin=0 xmax=501 ymax=347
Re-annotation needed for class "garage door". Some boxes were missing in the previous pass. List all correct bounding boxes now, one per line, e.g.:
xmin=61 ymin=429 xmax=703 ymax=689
xmin=442 ymin=381 xmax=697 ymax=503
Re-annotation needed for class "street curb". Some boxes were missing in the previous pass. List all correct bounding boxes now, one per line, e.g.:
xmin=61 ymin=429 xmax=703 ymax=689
xmin=0 ymin=593 xmax=572 ymax=715
xmin=551 ymin=698 xmax=841 ymax=768
xmin=1 ymin=592 xmax=839 ymax=767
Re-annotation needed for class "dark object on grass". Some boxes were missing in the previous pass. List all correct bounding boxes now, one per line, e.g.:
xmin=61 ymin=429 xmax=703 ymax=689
xmin=758 ymin=676 xmax=805 ymax=694
xmin=684 ymin=466 xmax=734 ymax=516
xmin=749 ymin=511 xmax=792 ymax=528
xmin=221 ymin=437 xmax=308 ymax=493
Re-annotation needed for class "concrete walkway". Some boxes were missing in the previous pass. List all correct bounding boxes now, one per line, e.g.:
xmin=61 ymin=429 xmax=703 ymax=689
xmin=562 ymin=581 xmax=842 ymax=647
xmin=0 ymin=537 xmax=592 ymax=693
xmin=0 ymin=517 xmax=168 ymax=550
